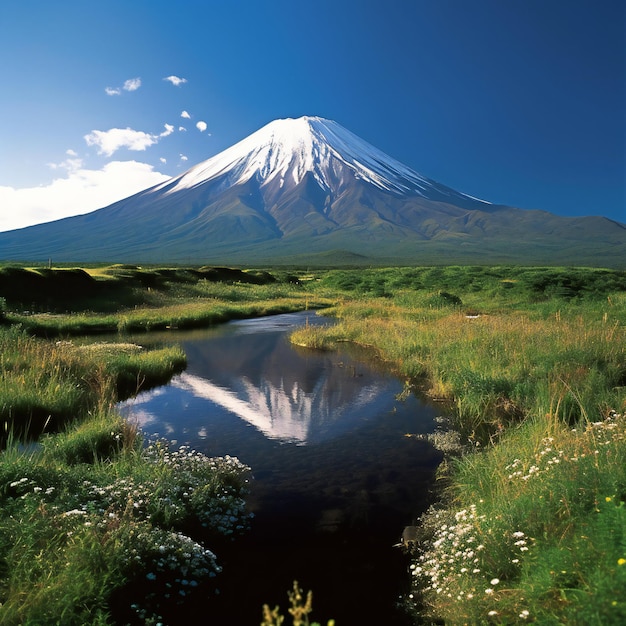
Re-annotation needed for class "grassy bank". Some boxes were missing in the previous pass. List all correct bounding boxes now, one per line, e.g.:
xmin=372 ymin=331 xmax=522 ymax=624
xmin=0 ymin=265 xmax=327 ymax=624
xmin=0 ymin=327 xmax=186 ymax=438
xmin=0 ymin=413 xmax=251 ymax=625
xmin=2 ymin=266 xmax=328 ymax=337
xmin=291 ymin=266 xmax=626 ymax=624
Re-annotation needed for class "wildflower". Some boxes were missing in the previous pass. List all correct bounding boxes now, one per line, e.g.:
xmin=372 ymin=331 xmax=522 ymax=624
xmin=519 ymin=609 xmax=530 ymax=619
xmin=485 ymin=588 xmax=494 ymax=595
xmin=488 ymin=611 xmax=498 ymax=616
xmin=490 ymin=578 xmax=500 ymax=585
xmin=618 ymin=558 xmax=626 ymax=566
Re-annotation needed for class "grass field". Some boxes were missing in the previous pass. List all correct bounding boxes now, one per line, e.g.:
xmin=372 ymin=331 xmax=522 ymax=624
xmin=291 ymin=266 xmax=626 ymax=624
xmin=0 ymin=263 xmax=624 ymax=624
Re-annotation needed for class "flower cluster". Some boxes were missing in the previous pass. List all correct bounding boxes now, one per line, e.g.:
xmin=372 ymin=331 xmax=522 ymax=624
xmin=121 ymin=524 xmax=221 ymax=621
xmin=1 ymin=437 xmax=253 ymax=622
xmin=581 ymin=410 xmax=625 ymax=446
xmin=505 ymin=436 xmax=565 ymax=482
xmin=410 ymin=504 xmax=534 ymax=621
xmin=143 ymin=441 xmax=252 ymax=534
xmin=504 ymin=412 xmax=625 ymax=485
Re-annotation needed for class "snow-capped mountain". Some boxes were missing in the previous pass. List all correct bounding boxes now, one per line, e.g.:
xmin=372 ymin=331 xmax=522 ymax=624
xmin=156 ymin=116 xmax=489 ymax=209
xmin=0 ymin=116 xmax=623 ymax=265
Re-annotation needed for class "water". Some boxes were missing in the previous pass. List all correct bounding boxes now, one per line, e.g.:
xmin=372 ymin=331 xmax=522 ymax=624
xmin=119 ymin=311 xmax=442 ymax=624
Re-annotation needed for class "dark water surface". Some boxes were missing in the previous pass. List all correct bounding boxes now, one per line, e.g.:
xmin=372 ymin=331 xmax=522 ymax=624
xmin=119 ymin=311 xmax=442 ymax=625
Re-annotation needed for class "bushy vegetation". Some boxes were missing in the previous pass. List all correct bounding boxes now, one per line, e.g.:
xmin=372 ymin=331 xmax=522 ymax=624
xmin=1 ymin=265 xmax=328 ymax=337
xmin=0 ymin=415 xmax=251 ymax=625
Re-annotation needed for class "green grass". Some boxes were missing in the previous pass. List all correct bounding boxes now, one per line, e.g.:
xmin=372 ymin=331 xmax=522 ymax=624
xmin=290 ymin=266 xmax=626 ymax=625
xmin=0 ymin=413 xmax=251 ymax=625
xmin=1 ymin=263 xmax=625 ymax=623
xmin=0 ymin=327 xmax=186 ymax=437
xmin=409 ymin=412 xmax=626 ymax=624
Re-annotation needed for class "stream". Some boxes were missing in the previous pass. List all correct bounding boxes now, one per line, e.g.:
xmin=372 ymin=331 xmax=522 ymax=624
xmin=118 ymin=311 xmax=443 ymax=624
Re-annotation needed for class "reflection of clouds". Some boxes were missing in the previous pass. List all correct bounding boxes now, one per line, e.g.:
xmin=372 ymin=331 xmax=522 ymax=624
xmin=119 ymin=387 xmax=174 ymax=433
xmin=122 ymin=406 xmax=157 ymax=429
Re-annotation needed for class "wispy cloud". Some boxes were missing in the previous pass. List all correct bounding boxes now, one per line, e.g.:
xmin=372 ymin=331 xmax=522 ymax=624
xmin=181 ymin=110 xmax=191 ymax=119
xmin=47 ymin=149 xmax=83 ymax=172
xmin=123 ymin=77 xmax=142 ymax=91
xmin=84 ymin=124 xmax=175 ymax=157
xmin=196 ymin=121 xmax=208 ymax=132
xmin=0 ymin=161 xmax=169 ymax=232
xmin=105 ymin=77 xmax=141 ymax=95
xmin=164 ymin=75 xmax=187 ymax=86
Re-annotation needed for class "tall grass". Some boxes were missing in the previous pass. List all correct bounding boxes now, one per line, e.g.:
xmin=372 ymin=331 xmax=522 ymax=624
xmin=0 ymin=327 xmax=185 ymax=437
xmin=294 ymin=298 xmax=625 ymax=439
xmin=292 ymin=267 xmax=626 ymax=624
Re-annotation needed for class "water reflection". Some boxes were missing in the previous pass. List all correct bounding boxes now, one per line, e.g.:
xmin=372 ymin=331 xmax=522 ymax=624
xmin=121 ymin=312 xmax=419 ymax=447
xmin=118 ymin=312 xmax=442 ymax=625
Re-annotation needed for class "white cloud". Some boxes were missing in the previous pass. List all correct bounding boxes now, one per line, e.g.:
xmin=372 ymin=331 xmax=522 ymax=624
xmin=84 ymin=127 xmax=159 ymax=156
xmin=180 ymin=154 xmax=188 ymax=161
xmin=47 ymin=155 xmax=83 ymax=172
xmin=178 ymin=126 xmax=187 ymax=132
xmin=181 ymin=110 xmax=191 ymax=119
xmin=196 ymin=121 xmax=208 ymax=132
xmin=105 ymin=86 xmax=122 ymax=96
xmin=123 ymin=77 xmax=142 ymax=91
xmin=164 ymin=75 xmax=187 ymax=86
xmin=160 ymin=157 xmax=167 ymax=164
xmin=84 ymin=123 xmax=176 ymax=157
xmin=0 ymin=161 xmax=170 ymax=232
xmin=66 ymin=149 xmax=78 ymax=157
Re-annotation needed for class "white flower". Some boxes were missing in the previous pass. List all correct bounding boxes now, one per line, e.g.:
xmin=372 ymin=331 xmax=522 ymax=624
xmin=490 ymin=578 xmax=500 ymax=585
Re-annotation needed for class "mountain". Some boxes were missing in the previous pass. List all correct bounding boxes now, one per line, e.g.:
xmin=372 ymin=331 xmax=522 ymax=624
xmin=0 ymin=116 xmax=624 ymax=266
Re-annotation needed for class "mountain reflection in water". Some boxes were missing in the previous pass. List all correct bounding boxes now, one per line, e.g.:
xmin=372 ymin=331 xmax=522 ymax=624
xmin=122 ymin=312 xmax=403 ymax=447
xmin=118 ymin=312 xmax=442 ymax=625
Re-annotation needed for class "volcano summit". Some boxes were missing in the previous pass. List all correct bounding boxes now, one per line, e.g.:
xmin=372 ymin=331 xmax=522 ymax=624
xmin=0 ymin=116 xmax=623 ymax=266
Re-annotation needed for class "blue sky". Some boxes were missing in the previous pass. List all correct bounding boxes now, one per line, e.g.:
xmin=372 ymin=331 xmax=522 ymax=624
xmin=0 ymin=0 xmax=623 ymax=231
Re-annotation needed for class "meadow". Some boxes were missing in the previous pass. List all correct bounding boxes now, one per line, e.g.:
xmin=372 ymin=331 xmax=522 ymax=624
xmin=0 ymin=263 xmax=624 ymax=624
xmin=292 ymin=265 xmax=626 ymax=624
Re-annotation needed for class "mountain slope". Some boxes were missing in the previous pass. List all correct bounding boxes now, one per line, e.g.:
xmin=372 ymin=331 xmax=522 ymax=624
xmin=0 ymin=116 xmax=623 ymax=266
